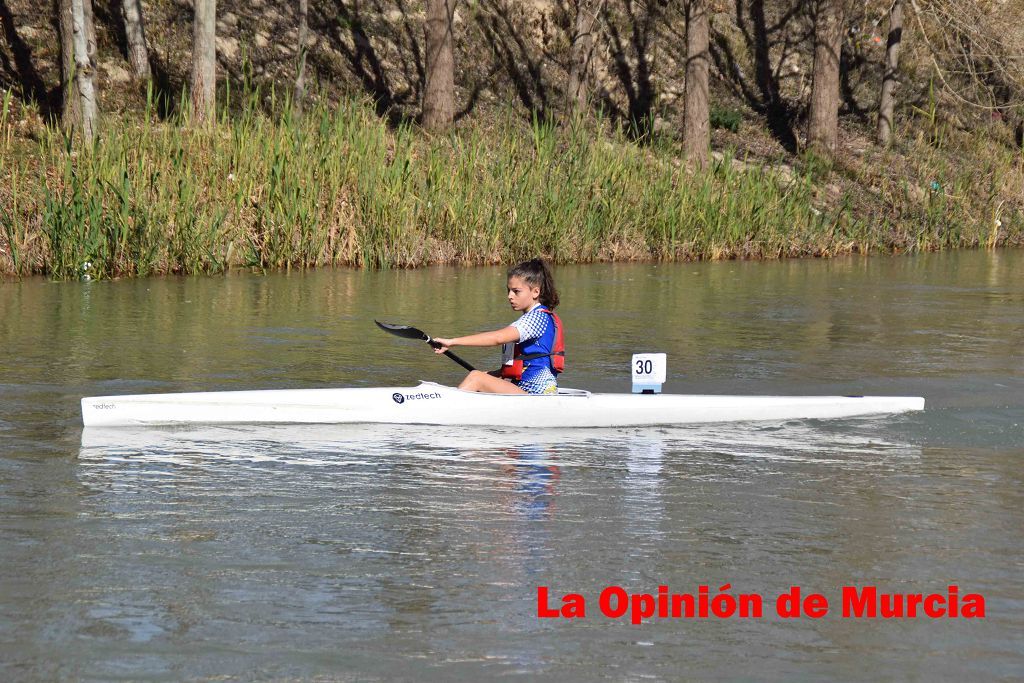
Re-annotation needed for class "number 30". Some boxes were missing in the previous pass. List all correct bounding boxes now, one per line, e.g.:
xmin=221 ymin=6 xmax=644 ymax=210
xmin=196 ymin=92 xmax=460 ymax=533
xmin=635 ymin=359 xmax=653 ymax=374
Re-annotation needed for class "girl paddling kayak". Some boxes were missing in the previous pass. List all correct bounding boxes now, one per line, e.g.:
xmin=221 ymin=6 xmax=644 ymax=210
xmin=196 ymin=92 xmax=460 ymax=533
xmin=433 ymin=259 xmax=565 ymax=395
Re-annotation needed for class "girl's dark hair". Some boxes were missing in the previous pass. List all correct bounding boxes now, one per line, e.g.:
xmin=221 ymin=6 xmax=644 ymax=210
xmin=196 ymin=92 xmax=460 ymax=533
xmin=508 ymin=258 xmax=559 ymax=309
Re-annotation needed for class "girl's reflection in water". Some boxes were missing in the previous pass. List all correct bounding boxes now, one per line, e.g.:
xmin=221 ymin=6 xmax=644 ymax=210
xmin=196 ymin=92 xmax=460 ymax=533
xmin=500 ymin=445 xmax=561 ymax=521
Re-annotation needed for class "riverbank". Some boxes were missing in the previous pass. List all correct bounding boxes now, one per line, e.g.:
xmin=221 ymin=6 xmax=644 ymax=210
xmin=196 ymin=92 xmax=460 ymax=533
xmin=1 ymin=93 xmax=1022 ymax=279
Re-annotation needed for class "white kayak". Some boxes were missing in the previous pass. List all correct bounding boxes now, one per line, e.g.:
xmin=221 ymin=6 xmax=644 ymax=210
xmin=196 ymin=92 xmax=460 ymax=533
xmin=81 ymin=381 xmax=925 ymax=428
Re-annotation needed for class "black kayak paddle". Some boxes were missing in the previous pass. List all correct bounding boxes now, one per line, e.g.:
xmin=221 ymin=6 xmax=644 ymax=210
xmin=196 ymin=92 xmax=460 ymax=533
xmin=374 ymin=320 xmax=477 ymax=372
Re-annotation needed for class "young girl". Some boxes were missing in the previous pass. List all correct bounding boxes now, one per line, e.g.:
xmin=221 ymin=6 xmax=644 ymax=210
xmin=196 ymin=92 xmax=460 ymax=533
xmin=433 ymin=259 xmax=565 ymax=395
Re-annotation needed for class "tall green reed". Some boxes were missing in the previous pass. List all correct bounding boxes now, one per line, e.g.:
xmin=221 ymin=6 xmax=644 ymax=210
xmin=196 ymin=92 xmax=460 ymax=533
xmin=27 ymin=88 xmax=1020 ymax=280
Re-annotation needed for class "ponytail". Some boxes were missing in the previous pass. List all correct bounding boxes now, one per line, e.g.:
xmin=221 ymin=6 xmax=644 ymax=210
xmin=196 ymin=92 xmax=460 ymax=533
xmin=508 ymin=258 xmax=559 ymax=309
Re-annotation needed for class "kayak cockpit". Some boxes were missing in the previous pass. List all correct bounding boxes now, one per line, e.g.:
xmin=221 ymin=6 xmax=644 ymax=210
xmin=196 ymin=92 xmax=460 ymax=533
xmin=417 ymin=381 xmax=591 ymax=398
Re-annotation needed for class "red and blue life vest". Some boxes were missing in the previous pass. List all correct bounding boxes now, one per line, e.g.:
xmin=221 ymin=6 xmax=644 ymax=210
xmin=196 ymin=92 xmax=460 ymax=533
xmin=500 ymin=307 xmax=565 ymax=381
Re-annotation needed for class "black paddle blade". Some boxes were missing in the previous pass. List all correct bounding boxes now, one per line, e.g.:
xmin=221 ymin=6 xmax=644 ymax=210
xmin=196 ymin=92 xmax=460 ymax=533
xmin=374 ymin=320 xmax=429 ymax=342
xmin=374 ymin=320 xmax=477 ymax=373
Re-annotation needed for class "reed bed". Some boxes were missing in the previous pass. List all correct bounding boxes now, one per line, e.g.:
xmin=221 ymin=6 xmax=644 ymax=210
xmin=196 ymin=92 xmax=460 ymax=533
xmin=1 ymin=92 xmax=1020 ymax=279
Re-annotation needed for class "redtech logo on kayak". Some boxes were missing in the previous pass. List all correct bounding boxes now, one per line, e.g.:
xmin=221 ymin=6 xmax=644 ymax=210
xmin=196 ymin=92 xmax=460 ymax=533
xmin=392 ymin=391 xmax=443 ymax=404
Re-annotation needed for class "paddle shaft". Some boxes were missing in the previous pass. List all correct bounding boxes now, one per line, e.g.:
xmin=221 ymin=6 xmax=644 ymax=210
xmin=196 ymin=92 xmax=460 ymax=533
xmin=430 ymin=341 xmax=477 ymax=372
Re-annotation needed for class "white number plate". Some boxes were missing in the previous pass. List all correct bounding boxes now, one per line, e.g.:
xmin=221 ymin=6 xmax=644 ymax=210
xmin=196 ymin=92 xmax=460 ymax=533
xmin=631 ymin=353 xmax=667 ymax=384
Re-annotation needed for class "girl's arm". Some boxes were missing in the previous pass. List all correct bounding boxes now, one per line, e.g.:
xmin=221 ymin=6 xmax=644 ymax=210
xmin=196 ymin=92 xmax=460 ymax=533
xmin=433 ymin=326 xmax=519 ymax=353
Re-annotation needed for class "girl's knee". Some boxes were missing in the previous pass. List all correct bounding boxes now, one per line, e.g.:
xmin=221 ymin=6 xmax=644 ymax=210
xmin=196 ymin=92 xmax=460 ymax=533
xmin=459 ymin=371 xmax=485 ymax=390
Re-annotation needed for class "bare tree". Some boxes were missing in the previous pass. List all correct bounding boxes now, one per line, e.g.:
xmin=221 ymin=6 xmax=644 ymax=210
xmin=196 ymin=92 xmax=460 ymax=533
xmin=566 ymin=0 xmax=606 ymax=114
xmin=877 ymin=0 xmax=903 ymax=145
xmin=908 ymin=0 xmax=1024 ymax=109
xmin=683 ymin=0 xmax=710 ymax=168
xmin=807 ymin=0 xmax=846 ymax=154
xmin=294 ymin=0 xmax=309 ymax=116
xmin=59 ymin=0 xmax=98 ymax=141
xmin=191 ymin=0 xmax=217 ymax=124
xmin=422 ymin=0 xmax=455 ymax=132
xmin=58 ymin=0 xmax=80 ymax=130
xmin=121 ymin=0 xmax=152 ymax=80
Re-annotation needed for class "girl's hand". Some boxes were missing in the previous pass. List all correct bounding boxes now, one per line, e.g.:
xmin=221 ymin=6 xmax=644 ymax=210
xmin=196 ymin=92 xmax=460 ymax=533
xmin=432 ymin=337 xmax=454 ymax=353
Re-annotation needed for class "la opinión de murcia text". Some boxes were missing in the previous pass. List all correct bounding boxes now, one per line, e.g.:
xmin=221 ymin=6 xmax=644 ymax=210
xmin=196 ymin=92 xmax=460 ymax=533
xmin=537 ymin=585 xmax=985 ymax=623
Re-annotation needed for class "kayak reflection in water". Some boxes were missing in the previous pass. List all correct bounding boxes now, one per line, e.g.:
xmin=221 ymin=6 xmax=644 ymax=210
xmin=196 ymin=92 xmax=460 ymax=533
xmin=432 ymin=258 xmax=566 ymax=395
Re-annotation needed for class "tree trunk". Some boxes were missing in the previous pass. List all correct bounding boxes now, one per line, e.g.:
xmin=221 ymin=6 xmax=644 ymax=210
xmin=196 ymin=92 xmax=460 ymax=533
xmin=294 ymin=0 xmax=309 ymax=116
xmin=422 ymin=0 xmax=455 ymax=132
xmin=566 ymin=0 xmax=605 ymax=115
xmin=58 ymin=0 xmax=80 ymax=130
xmin=683 ymin=0 xmax=710 ymax=168
xmin=82 ymin=0 xmax=96 ymax=65
xmin=121 ymin=0 xmax=152 ymax=80
xmin=876 ymin=0 xmax=902 ymax=146
xmin=807 ymin=0 xmax=845 ymax=154
xmin=70 ymin=0 xmax=98 ymax=141
xmin=191 ymin=0 xmax=217 ymax=125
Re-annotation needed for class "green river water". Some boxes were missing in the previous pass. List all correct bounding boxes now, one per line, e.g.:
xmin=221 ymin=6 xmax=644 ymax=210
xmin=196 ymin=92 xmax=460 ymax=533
xmin=1 ymin=252 xmax=1022 ymax=680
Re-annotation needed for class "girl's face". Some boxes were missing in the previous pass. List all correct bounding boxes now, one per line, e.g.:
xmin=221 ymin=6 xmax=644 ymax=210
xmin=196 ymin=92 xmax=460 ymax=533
xmin=507 ymin=276 xmax=541 ymax=311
